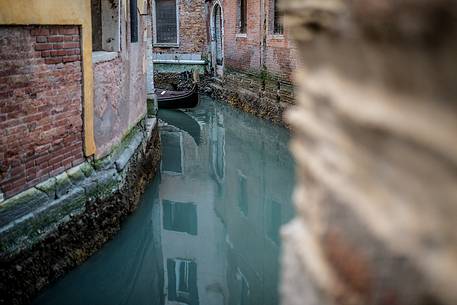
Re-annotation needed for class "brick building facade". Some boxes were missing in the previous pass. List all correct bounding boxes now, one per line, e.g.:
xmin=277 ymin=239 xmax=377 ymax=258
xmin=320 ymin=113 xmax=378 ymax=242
xmin=207 ymin=0 xmax=297 ymax=123
xmin=1 ymin=0 xmax=153 ymax=198
xmin=0 ymin=1 xmax=162 ymax=304
xmin=151 ymin=0 xmax=297 ymax=123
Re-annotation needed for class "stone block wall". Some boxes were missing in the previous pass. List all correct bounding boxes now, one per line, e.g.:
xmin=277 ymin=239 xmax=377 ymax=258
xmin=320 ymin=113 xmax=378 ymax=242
xmin=0 ymin=26 xmax=84 ymax=199
xmin=280 ymin=1 xmax=457 ymax=305
xmin=207 ymin=69 xmax=295 ymax=125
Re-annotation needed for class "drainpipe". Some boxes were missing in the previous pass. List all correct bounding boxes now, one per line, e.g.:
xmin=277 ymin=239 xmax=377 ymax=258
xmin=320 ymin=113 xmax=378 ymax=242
xmin=260 ymin=0 xmax=267 ymax=70
xmin=146 ymin=1 xmax=157 ymax=115
xmin=146 ymin=11 xmax=155 ymax=93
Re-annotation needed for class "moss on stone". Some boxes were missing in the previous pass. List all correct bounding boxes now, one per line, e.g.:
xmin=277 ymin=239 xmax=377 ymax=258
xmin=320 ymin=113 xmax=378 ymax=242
xmin=67 ymin=165 xmax=87 ymax=184
xmin=35 ymin=178 xmax=57 ymax=199
xmin=55 ymin=172 xmax=73 ymax=198
xmin=79 ymin=162 xmax=95 ymax=178
xmin=93 ymin=118 xmax=145 ymax=171
xmin=94 ymin=169 xmax=121 ymax=200
xmin=0 ymin=188 xmax=49 ymax=227
xmin=0 ymin=188 xmax=87 ymax=254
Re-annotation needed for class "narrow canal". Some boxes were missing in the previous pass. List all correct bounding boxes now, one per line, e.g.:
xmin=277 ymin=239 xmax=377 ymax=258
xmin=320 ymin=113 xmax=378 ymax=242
xmin=33 ymin=96 xmax=296 ymax=305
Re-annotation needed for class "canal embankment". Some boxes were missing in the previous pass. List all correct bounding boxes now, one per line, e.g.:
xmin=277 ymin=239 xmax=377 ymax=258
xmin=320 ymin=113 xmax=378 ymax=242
xmin=0 ymin=119 xmax=161 ymax=305
xmin=31 ymin=95 xmax=295 ymax=305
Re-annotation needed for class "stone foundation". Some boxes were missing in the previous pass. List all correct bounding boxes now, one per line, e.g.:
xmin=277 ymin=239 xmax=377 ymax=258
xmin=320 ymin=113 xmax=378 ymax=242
xmin=206 ymin=69 xmax=295 ymax=126
xmin=0 ymin=119 xmax=161 ymax=305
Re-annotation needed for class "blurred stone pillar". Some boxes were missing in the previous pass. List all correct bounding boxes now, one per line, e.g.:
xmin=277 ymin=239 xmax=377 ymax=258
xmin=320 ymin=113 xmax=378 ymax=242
xmin=280 ymin=1 xmax=457 ymax=305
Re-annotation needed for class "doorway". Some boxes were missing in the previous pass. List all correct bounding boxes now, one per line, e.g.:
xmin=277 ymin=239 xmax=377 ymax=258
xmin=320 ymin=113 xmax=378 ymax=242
xmin=211 ymin=3 xmax=224 ymax=77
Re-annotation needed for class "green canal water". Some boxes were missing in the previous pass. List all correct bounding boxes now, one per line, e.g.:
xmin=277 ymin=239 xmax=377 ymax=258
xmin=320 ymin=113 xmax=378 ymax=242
xmin=33 ymin=96 xmax=296 ymax=305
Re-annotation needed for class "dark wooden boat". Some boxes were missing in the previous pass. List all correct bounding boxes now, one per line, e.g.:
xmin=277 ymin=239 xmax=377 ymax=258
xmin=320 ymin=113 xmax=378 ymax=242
xmin=156 ymin=84 xmax=199 ymax=109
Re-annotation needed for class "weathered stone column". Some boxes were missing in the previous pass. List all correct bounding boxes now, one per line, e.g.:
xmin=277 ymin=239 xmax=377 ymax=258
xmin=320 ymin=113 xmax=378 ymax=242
xmin=280 ymin=1 xmax=457 ymax=305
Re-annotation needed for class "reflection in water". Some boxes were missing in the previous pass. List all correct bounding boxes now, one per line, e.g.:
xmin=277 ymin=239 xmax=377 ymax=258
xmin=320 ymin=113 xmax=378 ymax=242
xmin=160 ymin=109 xmax=202 ymax=146
xmin=32 ymin=178 xmax=165 ymax=305
xmin=163 ymin=200 xmax=198 ymax=235
xmin=33 ymin=96 xmax=295 ymax=305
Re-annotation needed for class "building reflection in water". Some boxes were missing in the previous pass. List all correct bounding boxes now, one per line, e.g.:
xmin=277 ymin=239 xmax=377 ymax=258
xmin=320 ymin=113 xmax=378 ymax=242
xmin=32 ymin=96 xmax=294 ymax=305
xmin=158 ymin=96 xmax=294 ymax=305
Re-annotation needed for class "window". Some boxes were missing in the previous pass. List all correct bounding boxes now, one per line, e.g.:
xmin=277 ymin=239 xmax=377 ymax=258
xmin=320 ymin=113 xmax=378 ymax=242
xmin=273 ymin=0 xmax=283 ymax=34
xmin=238 ymin=0 xmax=247 ymax=34
xmin=91 ymin=0 xmax=103 ymax=51
xmin=154 ymin=0 xmax=178 ymax=45
xmin=130 ymin=0 xmax=138 ymax=42
xmin=91 ymin=0 xmax=120 ymax=52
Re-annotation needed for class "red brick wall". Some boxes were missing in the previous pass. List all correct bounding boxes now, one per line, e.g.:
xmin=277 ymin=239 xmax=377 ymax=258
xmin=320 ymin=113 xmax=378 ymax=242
xmin=0 ymin=26 xmax=84 ymax=199
xmin=221 ymin=0 xmax=297 ymax=80
xmin=223 ymin=0 xmax=262 ymax=72
xmin=264 ymin=0 xmax=298 ymax=81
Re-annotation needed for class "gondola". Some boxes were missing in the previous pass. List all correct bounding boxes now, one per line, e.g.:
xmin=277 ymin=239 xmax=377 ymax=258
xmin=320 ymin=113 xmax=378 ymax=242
xmin=156 ymin=83 xmax=199 ymax=109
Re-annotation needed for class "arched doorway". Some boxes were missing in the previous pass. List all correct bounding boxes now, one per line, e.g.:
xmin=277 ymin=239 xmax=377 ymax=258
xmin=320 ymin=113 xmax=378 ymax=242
xmin=211 ymin=3 xmax=224 ymax=77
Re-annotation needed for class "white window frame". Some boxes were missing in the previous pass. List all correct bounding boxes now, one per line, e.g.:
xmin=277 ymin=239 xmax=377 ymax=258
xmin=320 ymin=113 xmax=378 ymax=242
xmin=152 ymin=0 xmax=180 ymax=47
xmin=175 ymin=259 xmax=191 ymax=296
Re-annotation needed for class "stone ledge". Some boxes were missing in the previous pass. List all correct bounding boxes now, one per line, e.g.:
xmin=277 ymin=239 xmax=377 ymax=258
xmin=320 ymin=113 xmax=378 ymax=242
xmin=0 ymin=117 xmax=161 ymax=305
xmin=92 ymin=51 xmax=119 ymax=64
xmin=115 ymin=132 xmax=143 ymax=172
xmin=0 ymin=118 xmax=158 ymax=257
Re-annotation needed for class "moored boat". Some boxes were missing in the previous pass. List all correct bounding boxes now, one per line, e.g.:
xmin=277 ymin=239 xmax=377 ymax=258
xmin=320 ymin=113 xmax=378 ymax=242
xmin=156 ymin=84 xmax=199 ymax=109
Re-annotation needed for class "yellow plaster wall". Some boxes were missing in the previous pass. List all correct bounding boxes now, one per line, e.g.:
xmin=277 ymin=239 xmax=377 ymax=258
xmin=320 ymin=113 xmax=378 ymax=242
xmin=0 ymin=0 xmax=96 ymax=156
